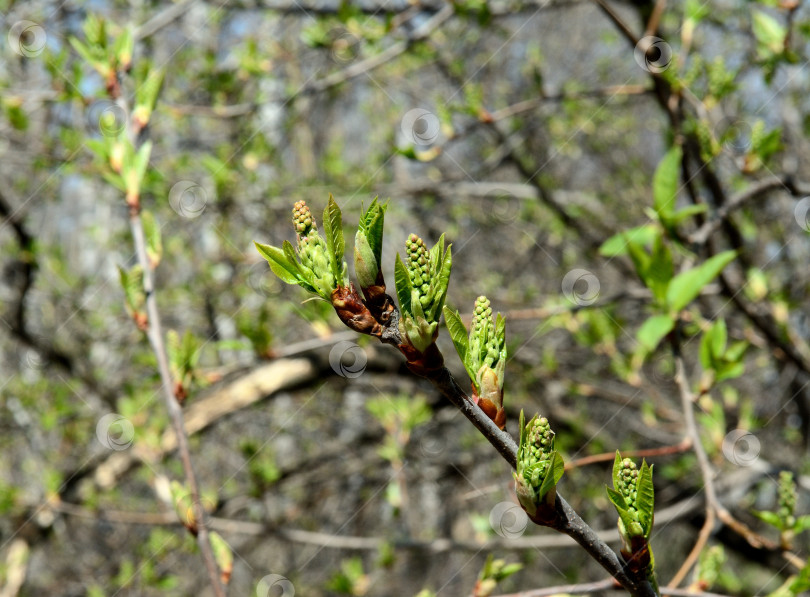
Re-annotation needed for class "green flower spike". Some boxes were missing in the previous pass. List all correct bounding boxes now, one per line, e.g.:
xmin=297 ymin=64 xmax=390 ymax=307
xmin=394 ymin=233 xmax=452 ymax=353
xmin=254 ymin=196 xmax=348 ymax=302
xmin=753 ymin=471 xmax=810 ymax=550
xmin=443 ymin=296 xmax=507 ymax=429
xmin=513 ymin=411 xmax=565 ymax=522
xmin=606 ymin=452 xmax=656 ymax=584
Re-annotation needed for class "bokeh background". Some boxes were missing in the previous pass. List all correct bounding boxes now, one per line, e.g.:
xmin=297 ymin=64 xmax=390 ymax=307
xmin=1 ymin=0 xmax=810 ymax=595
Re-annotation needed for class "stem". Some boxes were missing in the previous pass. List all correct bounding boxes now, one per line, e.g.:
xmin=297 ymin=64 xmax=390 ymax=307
xmin=668 ymin=335 xmax=717 ymax=589
xmin=129 ymin=211 xmax=226 ymax=597
xmin=423 ymin=367 xmax=657 ymax=596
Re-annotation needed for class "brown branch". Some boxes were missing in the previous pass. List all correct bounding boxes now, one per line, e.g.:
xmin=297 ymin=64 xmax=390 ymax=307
xmin=644 ymin=0 xmax=667 ymax=37
xmin=591 ymin=0 xmax=640 ymax=47
xmin=565 ymin=439 xmax=692 ymax=471
xmin=329 ymin=289 xmax=655 ymax=596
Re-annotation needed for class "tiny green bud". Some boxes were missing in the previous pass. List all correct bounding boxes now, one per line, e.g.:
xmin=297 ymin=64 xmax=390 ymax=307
xmin=293 ymin=200 xmax=316 ymax=237
xmin=514 ymin=411 xmax=564 ymax=520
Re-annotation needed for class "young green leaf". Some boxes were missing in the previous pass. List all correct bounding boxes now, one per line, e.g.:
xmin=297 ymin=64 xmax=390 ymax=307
xmin=752 ymin=509 xmax=785 ymax=530
xmin=141 ymin=209 xmax=162 ymax=267
xmin=653 ymin=146 xmax=683 ymax=220
xmin=394 ymin=254 xmax=413 ymax=315
xmin=357 ymin=198 xmax=387 ymax=263
xmin=794 ymin=515 xmax=810 ymax=534
xmin=537 ymin=451 xmax=565 ymax=501
xmin=323 ymin=195 xmax=345 ymax=283
xmin=637 ymin=314 xmax=675 ymax=352
xmin=710 ymin=319 xmax=728 ymax=359
xmin=606 ymin=486 xmax=629 ymax=512
xmin=666 ymin=250 xmax=736 ymax=312
xmin=599 ymin=224 xmax=658 ymax=257
xmin=668 ymin=204 xmax=708 ymax=225
xmin=636 ymin=461 xmax=655 ymax=537
xmin=254 ymin=241 xmax=301 ymax=284
xmin=353 ymin=232 xmax=378 ymax=288
xmin=646 ymin=235 xmax=673 ymax=303
xmin=752 ymin=11 xmax=786 ymax=56
xmin=208 ymin=531 xmax=233 ymax=584
xmin=133 ymin=140 xmax=152 ymax=184
xmin=442 ymin=306 xmax=469 ymax=363
xmin=112 ymin=26 xmax=133 ymax=69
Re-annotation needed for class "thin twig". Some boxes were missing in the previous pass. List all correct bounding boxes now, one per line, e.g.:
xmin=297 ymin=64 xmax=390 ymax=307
xmin=644 ymin=0 xmax=667 ymax=37
xmin=668 ymin=345 xmax=717 ymax=589
xmin=689 ymin=175 xmax=810 ymax=245
xmin=114 ymin=73 xmax=225 ymax=595
xmin=490 ymin=578 xmax=617 ymax=597
xmin=129 ymin=211 xmax=226 ymax=596
xmin=565 ymin=439 xmax=692 ymax=471
xmin=591 ymin=0 xmax=640 ymax=47
xmin=492 ymin=579 xmax=732 ymax=597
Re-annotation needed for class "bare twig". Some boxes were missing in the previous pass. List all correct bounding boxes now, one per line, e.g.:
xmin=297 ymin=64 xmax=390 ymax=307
xmin=591 ymin=0 xmax=639 ymax=47
xmin=490 ymin=578 xmax=617 ymax=596
xmin=134 ymin=0 xmax=196 ymax=39
xmin=689 ymin=175 xmax=810 ymax=245
xmin=644 ymin=0 xmax=667 ymax=37
xmin=128 ymin=210 xmax=226 ymax=596
xmin=565 ymin=439 xmax=692 ymax=471
xmin=112 ymin=71 xmax=225 ymax=593
xmin=492 ymin=580 xmax=732 ymax=597
xmin=668 ymin=345 xmax=717 ymax=589
xmin=53 ymin=462 xmax=771 ymax=554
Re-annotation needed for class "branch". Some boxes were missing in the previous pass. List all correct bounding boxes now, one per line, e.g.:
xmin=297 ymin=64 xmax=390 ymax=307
xmin=668 ymin=339 xmax=718 ymax=588
xmin=565 ymin=439 xmax=692 ymax=471
xmin=689 ymin=175 xmax=810 ymax=245
xmin=128 ymin=209 xmax=226 ymax=597
xmin=492 ymin=580 xmax=733 ymax=597
xmin=334 ymin=290 xmax=656 ymax=596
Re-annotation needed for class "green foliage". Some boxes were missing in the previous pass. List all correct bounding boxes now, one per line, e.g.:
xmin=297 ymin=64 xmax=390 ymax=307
xmin=694 ymin=545 xmax=725 ymax=590
xmin=255 ymin=198 xmax=349 ymax=301
xmin=666 ymin=250 xmax=736 ymax=313
xmin=141 ymin=209 xmax=162 ymax=267
xmin=652 ymin=146 xmax=682 ymax=224
xmin=636 ymin=314 xmax=675 ymax=353
xmin=326 ymin=557 xmax=368 ymax=595
xmin=475 ymin=554 xmax=523 ymax=597
xmin=133 ymin=61 xmax=164 ymax=130
xmin=767 ymin=559 xmax=810 ymax=597
xmin=367 ymin=394 xmax=432 ymax=465
xmin=208 ymin=532 xmax=232 ymax=585
xmin=118 ymin=264 xmax=146 ymax=326
xmin=166 ymin=329 xmax=202 ymax=395
xmin=240 ymin=440 xmax=281 ymax=494
xmin=753 ymin=471 xmax=810 ymax=551
xmin=514 ymin=411 xmax=565 ymax=519
xmin=607 ymin=452 xmax=655 ymax=543
xmin=354 ymin=198 xmax=388 ymax=289
xmin=699 ymin=318 xmax=747 ymax=383
xmin=443 ymin=297 xmax=506 ymax=396
xmin=395 ymin=233 xmax=452 ymax=352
